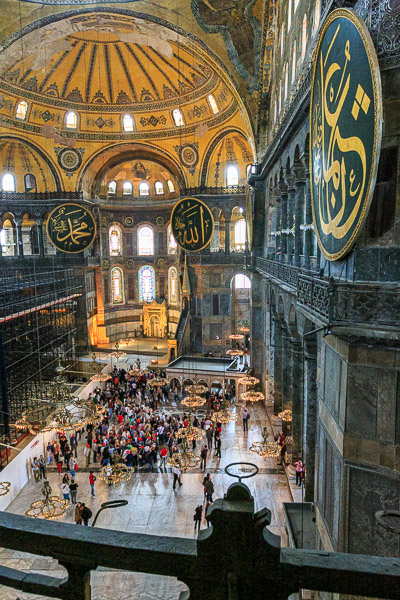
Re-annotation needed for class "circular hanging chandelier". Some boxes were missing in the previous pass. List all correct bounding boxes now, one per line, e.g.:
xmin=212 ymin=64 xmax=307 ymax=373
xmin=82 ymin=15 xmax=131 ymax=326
xmin=167 ymin=439 xmax=201 ymax=471
xmin=226 ymin=349 xmax=243 ymax=357
xmin=181 ymin=394 xmax=206 ymax=408
xmin=88 ymin=354 xmax=111 ymax=383
xmin=185 ymin=383 xmax=207 ymax=395
xmin=129 ymin=358 xmax=147 ymax=377
xmin=176 ymin=414 xmax=204 ymax=442
xmin=249 ymin=427 xmax=280 ymax=459
xmin=229 ymin=333 xmax=244 ymax=341
xmin=238 ymin=375 xmax=259 ymax=387
xmin=278 ymin=409 xmax=293 ymax=422
xmin=109 ymin=341 xmax=127 ymax=360
xmin=147 ymin=376 xmax=168 ymax=389
xmin=241 ymin=390 xmax=265 ymax=403
xmin=238 ymin=326 xmax=250 ymax=333
xmin=25 ymin=481 xmax=69 ymax=520
xmin=98 ymin=463 xmax=132 ymax=486
xmin=211 ymin=398 xmax=238 ymax=425
xmin=0 ymin=482 xmax=11 ymax=496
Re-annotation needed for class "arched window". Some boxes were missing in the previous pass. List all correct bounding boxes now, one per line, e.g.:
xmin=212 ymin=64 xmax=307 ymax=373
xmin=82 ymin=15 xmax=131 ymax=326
xmin=292 ymin=44 xmax=297 ymax=82
xmin=168 ymin=267 xmax=179 ymax=305
xmin=109 ymin=225 xmax=122 ymax=256
xmin=138 ymin=225 xmax=154 ymax=255
xmin=122 ymin=181 xmax=133 ymax=195
xmin=24 ymin=173 xmax=37 ymax=192
xmin=167 ymin=223 xmax=178 ymax=254
xmin=139 ymin=265 xmax=155 ymax=302
xmin=233 ymin=274 xmax=251 ymax=289
xmin=294 ymin=0 xmax=299 ymax=10
xmin=246 ymin=164 xmax=252 ymax=178
xmin=167 ymin=179 xmax=175 ymax=193
xmin=288 ymin=0 xmax=292 ymax=30
xmin=108 ymin=181 xmax=117 ymax=194
xmin=15 ymin=100 xmax=28 ymax=120
xmin=139 ymin=182 xmax=150 ymax=196
xmin=227 ymin=165 xmax=239 ymax=187
xmin=122 ymin=114 xmax=134 ymax=132
xmin=1 ymin=173 xmax=15 ymax=192
xmin=111 ymin=267 xmax=124 ymax=304
xmin=313 ymin=0 xmax=321 ymax=34
xmin=155 ymin=181 xmax=164 ymax=195
xmin=65 ymin=111 xmax=78 ymax=129
xmin=208 ymin=94 xmax=219 ymax=114
xmin=281 ymin=23 xmax=285 ymax=55
xmin=301 ymin=15 xmax=308 ymax=61
xmin=234 ymin=219 xmax=246 ymax=251
xmin=172 ymin=109 xmax=184 ymax=127
xmin=284 ymin=63 xmax=289 ymax=100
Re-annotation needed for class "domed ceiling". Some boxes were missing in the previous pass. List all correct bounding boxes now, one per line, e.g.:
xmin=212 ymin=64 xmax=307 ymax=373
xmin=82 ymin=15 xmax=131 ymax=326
xmin=0 ymin=139 xmax=57 ymax=193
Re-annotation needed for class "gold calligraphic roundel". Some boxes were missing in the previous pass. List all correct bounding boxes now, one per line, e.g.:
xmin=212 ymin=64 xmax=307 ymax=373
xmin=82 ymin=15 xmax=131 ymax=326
xmin=46 ymin=203 xmax=97 ymax=254
xmin=310 ymin=9 xmax=382 ymax=261
xmin=171 ymin=197 xmax=214 ymax=252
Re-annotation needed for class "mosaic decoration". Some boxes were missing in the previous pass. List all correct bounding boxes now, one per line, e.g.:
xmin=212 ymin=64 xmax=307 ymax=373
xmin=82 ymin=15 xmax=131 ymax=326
xmin=124 ymin=216 xmax=134 ymax=226
xmin=156 ymin=216 xmax=165 ymax=226
xmin=139 ymin=265 xmax=155 ymax=302
xmin=140 ymin=115 xmax=167 ymax=127
xmin=46 ymin=203 xmax=96 ymax=253
xmin=157 ymin=258 xmax=165 ymax=267
xmin=57 ymin=148 xmax=82 ymax=172
xmin=310 ymin=9 xmax=382 ymax=260
xmin=171 ymin=197 xmax=214 ymax=252
xmin=179 ymin=143 xmax=199 ymax=169
xmin=126 ymin=259 xmax=134 ymax=267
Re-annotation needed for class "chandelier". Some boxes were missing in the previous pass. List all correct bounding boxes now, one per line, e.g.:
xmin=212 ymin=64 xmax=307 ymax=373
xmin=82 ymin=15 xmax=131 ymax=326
xmin=249 ymin=427 xmax=280 ymax=459
xmin=89 ymin=354 xmax=111 ymax=383
xmin=176 ymin=414 xmax=204 ymax=442
xmin=181 ymin=394 xmax=206 ymax=408
xmin=226 ymin=349 xmax=243 ymax=357
xmin=229 ymin=333 xmax=244 ymax=341
xmin=109 ymin=341 xmax=127 ymax=360
xmin=147 ymin=376 xmax=168 ymax=389
xmin=129 ymin=358 xmax=147 ymax=376
xmin=238 ymin=326 xmax=250 ymax=333
xmin=0 ymin=482 xmax=11 ymax=496
xmin=211 ymin=398 xmax=238 ymax=425
xmin=25 ymin=481 xmax=69 ymax=520
xmin=98 ymin=463 xmax=132 ymax=486
xmin=238 ymin=375 xmax=259 ymax=386
xmin=167 ymin=438 xmax=201 ymax=471
xmin=278 ymin=409 xmax=293 ymax=422
xmin=241 ymin=390 xmax=265 ymax=403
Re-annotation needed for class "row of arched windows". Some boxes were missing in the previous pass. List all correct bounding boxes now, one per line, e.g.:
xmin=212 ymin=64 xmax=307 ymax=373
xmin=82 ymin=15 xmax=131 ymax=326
xmin=1 ymin=172 xmax=37 ymax=193
xmin=108 ymin=179 xmax=175 ymax=196
xmin=109 ymin=224 xmax=178 ymax=256
xmin=13 ymin=94 xmax=220 ymax=129
xmin=111 ymin=265 xmax=179 ymax=305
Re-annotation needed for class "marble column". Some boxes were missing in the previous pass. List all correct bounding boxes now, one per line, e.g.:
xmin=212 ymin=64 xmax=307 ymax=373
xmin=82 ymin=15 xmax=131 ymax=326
xmin=294 ymin=179 xmax=306 ymax=267
xmin=290 ymin=336 xmax=303 ymax=462
xmin=279 ymin=180 xmax=288 ymax=262
xmin=224 ymin=216 xmax=231 ymax=254
xmin=252 ymin=180 xmax=266 ymax=255
xmin=287 ymin=183 xmax=296 ymax=264
xmin=15 ymin=218 xmax=24 ymax=258
xmin=303 ymin=168 xmax=312 ymax=269
xmin=36 ymin=219 xmax=45 ymax=257
xmin=0 ymin=228 xmax=3 ymax=257
xmin=274 ymin=190 xmax=281 ymax=260
xmin=304 ymin=347 xmax=317 ymax=502
xmin=272 ymin=316 xmax=283 ymax=415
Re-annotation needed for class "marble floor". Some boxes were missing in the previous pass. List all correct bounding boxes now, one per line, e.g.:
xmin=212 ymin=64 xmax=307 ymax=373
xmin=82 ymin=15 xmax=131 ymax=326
xmin=0 ymin=402 xmax=293 ymax=600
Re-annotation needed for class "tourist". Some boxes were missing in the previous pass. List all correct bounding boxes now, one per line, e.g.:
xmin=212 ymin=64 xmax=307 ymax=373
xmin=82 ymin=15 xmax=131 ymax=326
xmin=61 ymin=481 xmax=70 ymax=501
xmin=214 ymin=434 xmax=221 ymax=458
xmin=68 ymin=456 xmax=77 ymax=475
xmin=205 ymin=502 xmax=212 ymax=527
xmin=160 ymin=445 xmax=168 ymax=469
xmin=203 ymin=473 xmax=214 ymax=503
xmin=75 ymin=502 xmax=83 ymax=525
xmin=172 ymin=462 xmax=182 ymax=490
xmin=89 ymin=471 xmax=96 ymax=498
xmin=38 ymin=455 xmax=47 ymax=480
xmin=241 ymin=407 xmax=250 ymax=432
xmin=69 ymin=479 xmax=78 ymax=504
xmin=200 ymin=445 xmax=208 ymax=471
xmin=56 ymin=456 xmax=63 ymax=476
xmin=193 ymin=504 xmax=202 ymax=531
xmin=294 ymin=460 xmax=303 ymax=486
xmin=206 ymin=423 xmax=214 ymax=449
xmin=46 ymin=442 xmax=54 ymax=465
xmin=31 ymin=458 xmax=40 ymax=482
xmin=84 ymin=443 xmax=91 ymax=467
xmin=81 ymin=503 xmax=92 ymax=526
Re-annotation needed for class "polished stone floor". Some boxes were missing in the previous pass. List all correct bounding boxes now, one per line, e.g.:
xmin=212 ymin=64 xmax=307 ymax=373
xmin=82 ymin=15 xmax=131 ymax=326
xmin=0 ymin=402 xmax=293 ymax=600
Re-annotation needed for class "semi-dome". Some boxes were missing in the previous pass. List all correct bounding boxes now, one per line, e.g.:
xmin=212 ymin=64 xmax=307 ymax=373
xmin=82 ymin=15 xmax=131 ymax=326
xmin=0 ymin=138 xmax=58 ymax=193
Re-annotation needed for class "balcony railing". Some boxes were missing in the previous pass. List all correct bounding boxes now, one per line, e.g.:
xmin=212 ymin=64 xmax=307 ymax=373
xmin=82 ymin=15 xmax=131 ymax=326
xmin=183 ymin=185 xmax=246 ymax=196
xmin=0 ymin=191 xmax=83 ymax=201
xmin=0 ymin=483 xmax=399 ymax=600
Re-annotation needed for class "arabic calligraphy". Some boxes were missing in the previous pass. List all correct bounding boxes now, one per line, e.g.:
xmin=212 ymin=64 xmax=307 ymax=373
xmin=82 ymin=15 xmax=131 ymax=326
xmin=171 ymin=198 xmax=214 ymax=252
xmin=46 ymin=203 xmax=96 ymax=253
xmin=310 ymin=9 xmax=381 ymax=261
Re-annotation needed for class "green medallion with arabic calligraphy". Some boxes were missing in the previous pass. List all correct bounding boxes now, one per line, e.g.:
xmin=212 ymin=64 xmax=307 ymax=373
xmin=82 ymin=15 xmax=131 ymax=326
xmin=310 ymin=9 xmax=382 ymax=261
xmin=171 ymin=197 xmax=214 ymax=252
xmin=46 ymin=203 xmax=97 ymax=253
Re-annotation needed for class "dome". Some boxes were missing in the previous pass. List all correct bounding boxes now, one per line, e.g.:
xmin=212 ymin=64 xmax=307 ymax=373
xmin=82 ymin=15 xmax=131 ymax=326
xmin=0 ymin=138 xmax=57 ymax=193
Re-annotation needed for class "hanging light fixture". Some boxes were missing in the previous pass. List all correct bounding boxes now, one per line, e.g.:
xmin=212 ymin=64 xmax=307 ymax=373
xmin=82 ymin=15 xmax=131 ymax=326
xmin=241 ymin=390 xmax=265 ymax=403
xmin=229 ymin=333 xmax=244 ymax=341
xmin=25 ymin=481 xmax=69 ymax=520
xmin=98 ymin=463 xmax=132 ymax=486
xmin=226 ymin=349 xmax=243 ymax=357
xmin=185 ymin=375 xmax=207 ymax=396
xmin=211 ymin=397 xmax=238 ymax=425
xmin=109 ymin=341 xmax=127 ymax=360
xmin=167 ymin=438 xmax=201 ymax=471
xmin=238 ymin=326 xmax=250 ymax=333
xmin=278 ymin=409 xmax=293 ymax=422
xmin=176 ymin=414 xmax=204 ymax=442
xmin=238 ymin=375 xmax=259 ymax=386
xmin=249 ymin=427 xmax=280 ymax=459
xmin=181 ymin=394 xmax=206 ymax=408
xmin=89 ymin=353 xmax=111 ymax=383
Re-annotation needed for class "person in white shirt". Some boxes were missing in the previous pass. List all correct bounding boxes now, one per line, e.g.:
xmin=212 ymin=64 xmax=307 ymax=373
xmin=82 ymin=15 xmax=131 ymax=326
xmin=172 ymin=463 xmax=182 ymax=490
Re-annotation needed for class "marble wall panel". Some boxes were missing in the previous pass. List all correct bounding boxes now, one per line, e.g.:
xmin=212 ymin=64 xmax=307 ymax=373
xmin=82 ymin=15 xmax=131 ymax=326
xmin=220 ymin=293 xmax=231 ymax=315
xmin=323 ymin=345 xmax=341 ymax=421
xmin=346 ymin=365 xmax=378 ymax=439
xmin=377 ymin=370 xmax=397 ymax=443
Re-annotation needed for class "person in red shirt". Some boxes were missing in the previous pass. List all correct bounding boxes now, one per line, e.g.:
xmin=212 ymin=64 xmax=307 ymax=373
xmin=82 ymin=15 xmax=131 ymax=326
xmin=160 ymin=445 xmax=168 ymax=469
xmin=89 ymin=471 xmax=96 ymax=498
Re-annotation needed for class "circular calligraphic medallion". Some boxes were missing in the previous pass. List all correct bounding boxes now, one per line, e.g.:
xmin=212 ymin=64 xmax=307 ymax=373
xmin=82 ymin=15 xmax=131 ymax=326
xmin=57 ymin=148 xmax=82 ymax=172
xmin=171 ymin=197 xmax=214 ymax=252
xmin=310 ymin=9 xmax=382 ymax=261
xmin=124 ymin=216 xmax=134 ymax=227
xmin=156 ymin=216 xmax=165 ymax=226
xmin=46 ymin=203 xmax=96 ymax=253
xmin=179 ymin=144 xmax=199 ymax=169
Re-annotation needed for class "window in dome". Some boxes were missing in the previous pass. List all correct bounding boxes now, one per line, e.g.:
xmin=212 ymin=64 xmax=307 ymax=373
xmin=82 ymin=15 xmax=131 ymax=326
xmin=108 ymin=180 xmax=117 ymax=194
xmin=139 ymin=265 xmax=155 ymax=302
xmin=155 ymin=181 xmax=164 ymax=195
xmin=1 ymin=173 xmax=16 ymax=192
xmin=167 ymin=179 xmax=175 ymax=193
xmin=208 ymin=94 xmax=219 ymax=115
xmin=15 ymin=100 xmax=28 ymax=121
xmin=122 ymin=114 xmax=135 ymax=132
xmin=292 ymin=44 xmax=297 ymax=82
xmin=301 ymin=15 xmax=308 ymax=61
xmin=313 ymin=0 xmax=321 ymax=34
xmin=168 ymin=267 xmax=179 ymax=305
xmin=138 ymin=225 xmax=154 ymax=255
xmin=111 ymin=267 xmax=124 ymax=304
xmin=24 ymin=173 xmax=37 ymax=192
xmin=122 ymin=181 xmax=133 ymax=195
xmin=167 ymin=223 xmax=178 ymax=254
xmin=172 ymin=109 xmax=184 ymax=127
xmin=65 ymin=111 xmax=78 ymax=129
xmin=227 ymin=165 xmax=239 ymax=187
xmin=139 ymin=182 xmax=150 ymax=196
xmin=246 ymin=165 xmax=252 ymax=178
xmin=234 ymin=218 xmax=246 ymax=251
xmin=288 ymin=0 xmax=292 ymax=30
xmin=294 ymin=0 xmax=299 ymax=10
xmin=109 ymin=225 xmax=122 ymax=256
